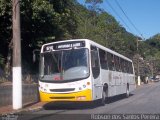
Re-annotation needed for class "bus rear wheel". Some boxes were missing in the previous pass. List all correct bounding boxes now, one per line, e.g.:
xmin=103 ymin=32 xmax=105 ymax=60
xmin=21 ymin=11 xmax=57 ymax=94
xmin=126 ymin=84 xmax=130 ymax=98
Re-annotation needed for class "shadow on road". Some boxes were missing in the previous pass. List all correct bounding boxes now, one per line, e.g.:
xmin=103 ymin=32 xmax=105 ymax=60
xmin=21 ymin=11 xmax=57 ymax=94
xmin=43 ymin=101 xmax=98 ymax=110
xmin=106 ymin=94 xmax=134 ymax=104
xmin=43 ymin=93 xmax=134 ymax=110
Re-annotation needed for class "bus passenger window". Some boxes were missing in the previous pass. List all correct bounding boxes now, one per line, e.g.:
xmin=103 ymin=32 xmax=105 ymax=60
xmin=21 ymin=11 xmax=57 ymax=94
xmin=107 ymin=53 xmax=115 ymax=71
xmin=99 ymin=49 xmax=108 ymax=70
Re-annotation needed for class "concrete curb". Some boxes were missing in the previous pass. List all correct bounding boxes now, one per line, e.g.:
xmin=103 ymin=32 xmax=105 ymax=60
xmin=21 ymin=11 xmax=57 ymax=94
xmin=0 ymin=102 xmax=46 ymax=115
xmin=16 ymin=106 xmax=43 ymax=114
xmin=0 ymin=107 xmax=43 ymax=116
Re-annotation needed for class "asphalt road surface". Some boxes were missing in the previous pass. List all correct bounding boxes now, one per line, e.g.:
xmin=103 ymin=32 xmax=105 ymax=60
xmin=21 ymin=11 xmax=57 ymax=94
xmin=19 ymin=81 xmax=160 ymax=120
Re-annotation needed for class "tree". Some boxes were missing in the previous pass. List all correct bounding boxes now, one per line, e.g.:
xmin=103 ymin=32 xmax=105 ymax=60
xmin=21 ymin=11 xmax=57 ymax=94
xmin=0 ymin=0 xmax=12 ymax=75
xmin=0 ymin=0 xmax=79 ymax=74
xmin=1 ymin=0 xmax=159 ymax=79
xmin=20 ymin=0 xmax=78 ymax=73
xmin=0 ymin=0 xmax=12 ymax=59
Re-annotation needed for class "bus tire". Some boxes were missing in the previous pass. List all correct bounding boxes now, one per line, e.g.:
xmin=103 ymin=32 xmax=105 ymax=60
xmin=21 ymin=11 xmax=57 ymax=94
xmin=126 ymin=84 xmax=130 ymax=98
xmin=101 ymin=85 xmax=108 ymax=106
xmin=101 ymin=90 xmax=106 ymax=106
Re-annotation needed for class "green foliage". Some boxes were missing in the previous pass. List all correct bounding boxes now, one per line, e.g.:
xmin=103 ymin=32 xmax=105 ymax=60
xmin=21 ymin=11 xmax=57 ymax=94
xmin=144 ymin=34 xmax=160 ymax=58
xmin=75 ymin=3 xmax=137 ymax=58
xmin=0 ymin=54 xmax=4 ymax=68
xmin=146 ymin=34 xmax=160 ymax=50
xmin=20 ymin=0 xmax=79 ymax=73
xmin=0 ymin=0 xmax=12 ymax=59
xmin=140 ymin=34 xmax=160 ymax=76
xmin=0 ymin=0 xmax=159 ymax=76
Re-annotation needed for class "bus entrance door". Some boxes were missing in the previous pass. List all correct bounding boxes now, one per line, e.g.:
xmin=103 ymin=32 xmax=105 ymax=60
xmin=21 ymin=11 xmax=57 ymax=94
xmin=91 ymin=47 xmax=101 ymax=100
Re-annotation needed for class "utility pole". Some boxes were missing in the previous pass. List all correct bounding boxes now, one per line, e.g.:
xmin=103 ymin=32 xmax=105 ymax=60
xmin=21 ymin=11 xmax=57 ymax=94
xmin=137 ymin=38 xmax=141 ymax=86
xmin=12 ymin=0 xmax=22 ymax=109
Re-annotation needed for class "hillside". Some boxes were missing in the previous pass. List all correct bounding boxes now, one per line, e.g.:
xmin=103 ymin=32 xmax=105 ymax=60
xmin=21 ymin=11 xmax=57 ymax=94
xmin=0 ymin=0 xmax=159 ymax=81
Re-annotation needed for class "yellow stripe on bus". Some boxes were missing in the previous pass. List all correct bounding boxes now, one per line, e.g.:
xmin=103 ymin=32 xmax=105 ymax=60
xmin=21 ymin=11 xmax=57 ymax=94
xmin=39 ymin=89 xmax=92 ymax=102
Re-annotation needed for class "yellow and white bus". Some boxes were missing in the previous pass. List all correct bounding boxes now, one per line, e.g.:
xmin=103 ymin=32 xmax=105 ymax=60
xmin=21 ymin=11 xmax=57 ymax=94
xmin=39 ymin=39 xmax=136 ymax=105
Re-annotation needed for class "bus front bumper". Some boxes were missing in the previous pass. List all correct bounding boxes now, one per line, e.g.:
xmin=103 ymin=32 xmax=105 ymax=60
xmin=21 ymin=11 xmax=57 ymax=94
xmin=39 ymin=89 xmax=92 ymax=102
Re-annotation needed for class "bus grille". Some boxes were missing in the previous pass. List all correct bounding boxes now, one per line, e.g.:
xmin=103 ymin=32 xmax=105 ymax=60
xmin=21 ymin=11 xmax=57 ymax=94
xmin=50 ymin=88 xmax=75 ymax=92
xmin=50 ymin=97 xmax=75 ymax=99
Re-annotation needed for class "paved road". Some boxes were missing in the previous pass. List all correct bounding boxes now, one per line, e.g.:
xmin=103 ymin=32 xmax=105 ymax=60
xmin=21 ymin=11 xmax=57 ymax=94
xmin=19 ymin=82 xmax=160 ymax=120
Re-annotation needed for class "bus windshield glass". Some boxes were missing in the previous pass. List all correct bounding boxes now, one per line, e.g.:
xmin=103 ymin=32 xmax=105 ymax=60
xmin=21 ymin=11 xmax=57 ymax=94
xmin=40 ymin=48 xmax=89 ymax=81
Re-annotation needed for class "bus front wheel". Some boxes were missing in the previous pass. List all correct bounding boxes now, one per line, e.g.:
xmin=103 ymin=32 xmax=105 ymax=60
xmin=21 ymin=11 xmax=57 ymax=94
xmin=101 ymin=90 xmax=106 ymax=105
xmin=101 ymin=86 xmax=108 ymax=106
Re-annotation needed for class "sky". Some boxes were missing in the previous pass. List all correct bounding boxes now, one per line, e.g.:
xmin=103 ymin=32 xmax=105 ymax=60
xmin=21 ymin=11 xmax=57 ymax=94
xmin=78 ymin=0 xmax=160 ymax=39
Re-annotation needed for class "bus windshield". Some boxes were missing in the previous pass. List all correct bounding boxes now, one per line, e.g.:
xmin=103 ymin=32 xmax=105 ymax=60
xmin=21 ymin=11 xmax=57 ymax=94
xmin=40 ymin=48 xmax=89 ymax=81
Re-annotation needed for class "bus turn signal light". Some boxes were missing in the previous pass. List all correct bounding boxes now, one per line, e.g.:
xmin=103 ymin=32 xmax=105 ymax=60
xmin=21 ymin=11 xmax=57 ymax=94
xmin=87 ymin=82 xmax=90 ymax=85
xmin=76 ymin=96 xmax=86 ymax=100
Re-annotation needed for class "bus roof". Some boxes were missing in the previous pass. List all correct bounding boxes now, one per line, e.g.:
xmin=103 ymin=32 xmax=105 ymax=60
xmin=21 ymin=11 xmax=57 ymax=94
xmin=41 ymin=39 xmax=132 ymax=62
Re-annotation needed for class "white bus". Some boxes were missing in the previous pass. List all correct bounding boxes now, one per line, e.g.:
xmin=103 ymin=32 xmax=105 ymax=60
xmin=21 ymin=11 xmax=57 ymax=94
xmin=39 ymin=39 xmax=136 ymax=105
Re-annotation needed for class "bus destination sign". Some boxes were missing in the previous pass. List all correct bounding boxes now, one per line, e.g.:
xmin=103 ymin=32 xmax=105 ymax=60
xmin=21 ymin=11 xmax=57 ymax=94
xmin=43 ymin=41 xmax=85 ymax=52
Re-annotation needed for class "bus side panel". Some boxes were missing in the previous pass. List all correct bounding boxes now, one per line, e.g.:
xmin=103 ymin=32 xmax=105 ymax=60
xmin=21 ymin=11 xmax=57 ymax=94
xmin=129 ymin=74 xmax=136 ymax=92
xmin=100 ymin=69 xmax=109 ymax=87
xmin=108 ymin=71 xmax=116 ymax=97
xmin=115 ymin=71 xmax=122 ymax=95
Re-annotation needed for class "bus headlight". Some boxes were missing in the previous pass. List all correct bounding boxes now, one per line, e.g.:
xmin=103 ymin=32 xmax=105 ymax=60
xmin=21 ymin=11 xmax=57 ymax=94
xmin=39 ymin=86 xmax=47 ymax=92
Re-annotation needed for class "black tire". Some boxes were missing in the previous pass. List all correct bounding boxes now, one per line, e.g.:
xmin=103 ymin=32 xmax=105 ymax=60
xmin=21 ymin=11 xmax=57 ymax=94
xmin=101 ymin=90 xmax=106 ymax=106
xmin=126 ymin=85 xmax=130 ymax=98
xmin=101 ymin=85 xmax=108 ymax=106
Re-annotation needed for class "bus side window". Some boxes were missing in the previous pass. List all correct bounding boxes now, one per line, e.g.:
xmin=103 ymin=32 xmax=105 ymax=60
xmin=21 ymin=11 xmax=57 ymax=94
xmin=91 ymin=46 xmax=100 ymax=79
xmin=118 ymin=57 xmax=121 ymax=72
xmin=129 ymin=62 xmax=133 ymax=74
xmin=107 ymin=53 xmax=115 ymax=71
xmin=126 ymin=61 xmax=130 ymax=73
xmin=115 ymin=56 xmax=119 ymax=71
xmin=112 ymin=55 xmax=115 ymax=71
xmin=99 ymin=49 xmax=108 ymax=70
xmin=124 ymin=60 xmax=127 ymax=73
xmin=121 ymin=58 xmax=125 ymax=73
xmin=107 ymin=53 xmax=111 ymax=70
